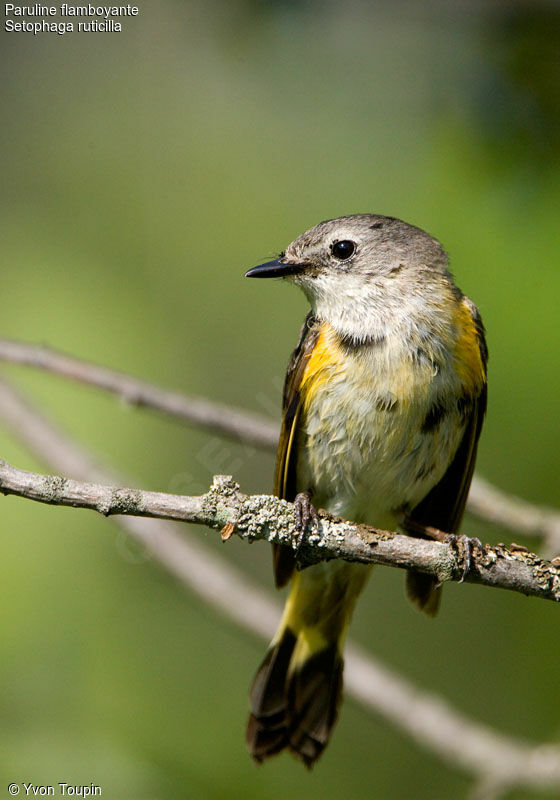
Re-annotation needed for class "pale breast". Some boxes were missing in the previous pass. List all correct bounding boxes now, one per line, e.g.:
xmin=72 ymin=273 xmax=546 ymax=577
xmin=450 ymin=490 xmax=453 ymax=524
xmin=296 ymin=323 xmax=468 ymax=525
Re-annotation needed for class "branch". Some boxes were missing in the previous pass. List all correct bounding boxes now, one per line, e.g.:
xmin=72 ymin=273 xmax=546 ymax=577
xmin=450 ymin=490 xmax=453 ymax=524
xmin=1 ymin=459 xmax=559 ymax=604
xmin=0 ymin=339 xmax=559 ymax=550
xmin=1 ymin=378 xmax=560 ymax=793
xmin=0 ymin=339 xmax=277 ymax=448
xmin=467 ymin=476 xmax=560 ymax=558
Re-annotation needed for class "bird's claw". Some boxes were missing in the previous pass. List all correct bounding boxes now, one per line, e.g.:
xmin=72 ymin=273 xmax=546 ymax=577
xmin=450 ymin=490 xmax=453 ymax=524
xmin=294 ymin=490 xmax=319 ymax=554
xmin=445 ymin=534 xmax=484 ymax=582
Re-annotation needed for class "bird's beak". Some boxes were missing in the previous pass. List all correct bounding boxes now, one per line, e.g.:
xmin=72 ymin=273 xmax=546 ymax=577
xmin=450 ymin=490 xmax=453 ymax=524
xmin=245 ymin=258 xmax=308 ymax=279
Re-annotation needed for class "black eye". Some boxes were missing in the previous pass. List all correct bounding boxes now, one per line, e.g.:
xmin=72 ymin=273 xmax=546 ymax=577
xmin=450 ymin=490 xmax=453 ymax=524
xmin=331 ymin=240 xmax=355 ymax=260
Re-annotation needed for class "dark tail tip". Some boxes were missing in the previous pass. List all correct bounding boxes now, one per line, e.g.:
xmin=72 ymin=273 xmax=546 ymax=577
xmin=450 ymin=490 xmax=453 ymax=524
xmin=247 ymin=629 xmax=344 ymax=768
xmin=287 ymin=643 xmax=343 ymax=767
xmin=247 ymin=629 xmax=296 ymax=763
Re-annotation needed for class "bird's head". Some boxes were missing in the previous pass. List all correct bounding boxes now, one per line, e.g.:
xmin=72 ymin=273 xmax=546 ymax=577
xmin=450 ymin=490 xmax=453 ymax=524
xmin=246 ymin=214 xmax=452 ymax=340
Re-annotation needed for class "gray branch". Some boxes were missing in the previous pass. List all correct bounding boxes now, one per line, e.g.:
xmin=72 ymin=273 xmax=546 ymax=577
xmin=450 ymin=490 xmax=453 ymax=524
xmin=0 ymin=339 xmax=559 ymax=551
xmin=1 ymin=377 xmax=560 ymax=793
xmin=0 ymin=459 xmax=558 ymax=604
xmin=0 ymin=339 xmax=277 ymax=448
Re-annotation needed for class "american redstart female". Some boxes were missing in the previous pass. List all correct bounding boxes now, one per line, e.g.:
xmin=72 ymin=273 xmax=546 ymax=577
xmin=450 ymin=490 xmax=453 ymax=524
xmin=244 ymin=214 xmax=487 ymax=767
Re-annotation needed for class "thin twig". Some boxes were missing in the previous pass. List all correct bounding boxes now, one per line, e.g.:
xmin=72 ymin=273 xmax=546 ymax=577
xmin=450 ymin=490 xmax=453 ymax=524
xmin=0 ymin=460 xmax=559 ymax=603
xmin=0 ymin=378 xmax=559 ymax=792
xmin=0 ymin=338 xmax=559 ymax=549
xmin=0 ymin=339 xmax=277 ymax=448
xmin=468 ymin=476 xmax=560 ymax=558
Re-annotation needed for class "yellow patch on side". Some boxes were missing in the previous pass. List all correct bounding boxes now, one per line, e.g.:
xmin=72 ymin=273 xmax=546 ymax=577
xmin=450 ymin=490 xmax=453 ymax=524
xmin=300 ymin=324 xmax=345 ymax=413
xmin=452 ymin=299 xmax=486 ymax=393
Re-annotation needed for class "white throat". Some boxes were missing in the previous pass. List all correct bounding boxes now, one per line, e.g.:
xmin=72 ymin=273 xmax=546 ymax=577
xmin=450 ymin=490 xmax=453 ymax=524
xmin=301 ymin=275 xmax=436 ymax=343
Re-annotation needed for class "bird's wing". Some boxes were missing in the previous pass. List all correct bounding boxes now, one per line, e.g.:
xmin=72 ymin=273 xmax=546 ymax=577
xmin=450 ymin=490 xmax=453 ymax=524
xmin=409 ymin=297 xmax=488 ymax=533
xmin=407 ymin=384 xmax=487 ymax=534
xmin=272 ymin=311 xmax=320 ymax=587
xmin=404 ymin=297 xmax=488 ymax=613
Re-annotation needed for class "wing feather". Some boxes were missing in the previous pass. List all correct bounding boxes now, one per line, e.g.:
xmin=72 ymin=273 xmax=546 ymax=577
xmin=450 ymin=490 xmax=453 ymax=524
xmin=405 ymin=298 xmax=488 ymax=614
xmin=272 ymin=312 xmax=320 ymax=587
xmin=410 ymin=298 xmax=488 ymax=533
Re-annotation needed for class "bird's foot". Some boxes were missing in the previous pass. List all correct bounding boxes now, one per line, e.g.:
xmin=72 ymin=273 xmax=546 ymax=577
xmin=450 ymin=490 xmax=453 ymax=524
xmin=293 ymin=490 xmax=320 ymax=553
xmin=445 ymin=534 xmax=484 ymax=582
xmin=402 ymin=516 xmax=484 ymax=582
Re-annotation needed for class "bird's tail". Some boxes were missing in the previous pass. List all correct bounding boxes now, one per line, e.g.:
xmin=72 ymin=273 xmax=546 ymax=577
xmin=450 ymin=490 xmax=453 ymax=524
xmin=246 ymin=561 xmax=370 ymax=767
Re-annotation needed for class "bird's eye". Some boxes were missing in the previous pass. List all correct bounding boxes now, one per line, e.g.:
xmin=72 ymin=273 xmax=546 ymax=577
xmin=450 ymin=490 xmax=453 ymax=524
xmin=331 ymin=240 xmax=355 ymax=260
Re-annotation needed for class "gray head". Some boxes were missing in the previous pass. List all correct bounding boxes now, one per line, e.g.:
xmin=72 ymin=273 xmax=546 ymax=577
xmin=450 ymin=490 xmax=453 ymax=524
xmin=246 ymin=214 xmax=455 ymax=340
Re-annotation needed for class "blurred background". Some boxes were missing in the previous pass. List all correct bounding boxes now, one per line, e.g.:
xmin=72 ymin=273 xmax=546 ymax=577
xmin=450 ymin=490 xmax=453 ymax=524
xmin=1 ymin=1 xmax=559 ymax=797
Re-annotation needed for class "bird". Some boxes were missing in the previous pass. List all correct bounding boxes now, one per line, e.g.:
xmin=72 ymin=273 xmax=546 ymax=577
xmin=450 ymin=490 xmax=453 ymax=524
xmin=244 ymin=214 xmax=487 ymax=767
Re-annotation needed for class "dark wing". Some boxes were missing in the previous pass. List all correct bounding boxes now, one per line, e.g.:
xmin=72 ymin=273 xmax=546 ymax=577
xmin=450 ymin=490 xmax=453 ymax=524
xmin=405 ymin=300 xmax=488 ymax=614
xmin=272 ymin=311 xmax=320 ymax=587
xmin=408 ymin=384 xmax=487 ymax=533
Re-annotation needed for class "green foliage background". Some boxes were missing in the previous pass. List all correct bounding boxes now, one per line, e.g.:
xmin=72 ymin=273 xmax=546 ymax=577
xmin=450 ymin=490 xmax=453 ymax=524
xmin=1 ymin=2 xmax=559 ymax=798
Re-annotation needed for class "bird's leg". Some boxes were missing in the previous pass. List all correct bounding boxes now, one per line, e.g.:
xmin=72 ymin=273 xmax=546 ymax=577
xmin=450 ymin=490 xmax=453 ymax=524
xmin=293 ymin=489 xmax=320 ymax=553
xmin=446 ymin=534 xmax=484 ymax=582
xmin=403 ymin=516 xmax=484 ymax=583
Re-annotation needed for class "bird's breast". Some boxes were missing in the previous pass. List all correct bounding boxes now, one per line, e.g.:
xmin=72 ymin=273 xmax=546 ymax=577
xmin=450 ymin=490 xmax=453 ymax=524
xmin=297 ymin=321 xmax=469 ymax=524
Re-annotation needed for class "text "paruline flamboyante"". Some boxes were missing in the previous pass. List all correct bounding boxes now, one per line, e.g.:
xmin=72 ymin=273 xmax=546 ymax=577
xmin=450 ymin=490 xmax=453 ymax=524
xmin=4 ymin=4 xmax=139 ymax=18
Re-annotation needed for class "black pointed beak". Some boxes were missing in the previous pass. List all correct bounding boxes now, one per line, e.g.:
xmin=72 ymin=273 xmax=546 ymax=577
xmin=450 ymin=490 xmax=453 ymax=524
xmin=245 ymin=258 xmax=307 ymax=278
